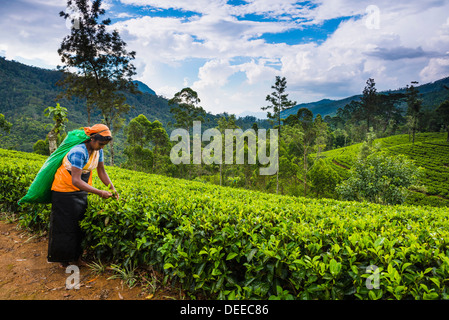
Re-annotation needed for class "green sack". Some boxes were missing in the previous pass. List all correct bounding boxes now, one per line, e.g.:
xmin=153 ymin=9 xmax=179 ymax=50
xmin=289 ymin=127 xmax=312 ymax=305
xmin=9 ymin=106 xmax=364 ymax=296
xmin=18 ymin=129 xmax=90 ymax=205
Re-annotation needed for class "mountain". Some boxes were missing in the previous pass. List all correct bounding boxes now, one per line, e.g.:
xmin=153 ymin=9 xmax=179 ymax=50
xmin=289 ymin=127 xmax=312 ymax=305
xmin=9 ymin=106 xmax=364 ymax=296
xmin=281 ymin=76 xmax=449 ymax=119
xmin=133 ymin=80 xmax=156 ymax=95
xmin=281 ymin=96 xmax=361 ymax=119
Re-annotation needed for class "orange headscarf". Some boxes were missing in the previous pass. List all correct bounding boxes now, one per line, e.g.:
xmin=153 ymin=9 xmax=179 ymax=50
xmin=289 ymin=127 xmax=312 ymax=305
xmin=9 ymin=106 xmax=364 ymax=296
xmin=84 ymin=124 xmax=112 ymax=137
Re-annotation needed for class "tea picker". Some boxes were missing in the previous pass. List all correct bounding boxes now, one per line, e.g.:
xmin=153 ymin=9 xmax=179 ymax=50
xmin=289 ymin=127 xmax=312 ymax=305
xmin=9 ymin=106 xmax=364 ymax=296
xmin=19 ymin=124 xmax=119 ymax=267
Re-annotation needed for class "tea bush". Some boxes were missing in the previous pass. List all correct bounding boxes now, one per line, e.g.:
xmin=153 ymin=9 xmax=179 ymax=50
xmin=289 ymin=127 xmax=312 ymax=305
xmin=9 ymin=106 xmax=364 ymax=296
xmin=2 ymin=148 xmax=449 ymax=300
xmin=0 ymin=149 xmax=51 ymax=229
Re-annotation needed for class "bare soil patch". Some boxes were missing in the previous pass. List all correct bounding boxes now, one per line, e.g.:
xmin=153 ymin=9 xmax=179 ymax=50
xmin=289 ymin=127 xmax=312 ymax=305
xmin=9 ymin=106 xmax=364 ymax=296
xmin=0 ymin=219 xmax=182 ymax=300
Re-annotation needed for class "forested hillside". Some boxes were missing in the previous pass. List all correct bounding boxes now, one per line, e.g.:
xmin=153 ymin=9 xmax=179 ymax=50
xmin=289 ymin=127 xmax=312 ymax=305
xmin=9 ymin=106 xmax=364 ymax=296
xmin=0 ymin=57 xmax=268 ymax=162
xmin=0 ymin=57 xmax=170 ymax=153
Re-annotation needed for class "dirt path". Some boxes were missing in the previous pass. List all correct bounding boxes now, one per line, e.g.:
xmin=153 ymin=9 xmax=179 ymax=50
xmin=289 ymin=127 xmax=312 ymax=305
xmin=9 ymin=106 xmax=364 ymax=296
xmin=0 ymin=219 xmax=182 ymax=300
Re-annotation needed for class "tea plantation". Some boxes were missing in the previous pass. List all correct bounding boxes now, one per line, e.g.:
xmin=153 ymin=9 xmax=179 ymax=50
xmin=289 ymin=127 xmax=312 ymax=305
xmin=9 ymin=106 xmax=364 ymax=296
xmin=322 ymin=132 xmax=449 ymax=207
xmin=1 ymin=146 xmax=449 ymax=300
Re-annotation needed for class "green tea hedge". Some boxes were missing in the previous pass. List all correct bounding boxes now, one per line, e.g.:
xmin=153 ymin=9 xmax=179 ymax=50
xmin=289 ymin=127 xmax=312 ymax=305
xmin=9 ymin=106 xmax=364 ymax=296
xmin=1 ymin=148 xmax=449 ymax=300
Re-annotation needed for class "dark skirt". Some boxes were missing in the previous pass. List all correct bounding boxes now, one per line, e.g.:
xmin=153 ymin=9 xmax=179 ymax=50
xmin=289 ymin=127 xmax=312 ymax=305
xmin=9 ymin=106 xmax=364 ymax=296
xmin=47 ymin=190 xmax=88 ymax=263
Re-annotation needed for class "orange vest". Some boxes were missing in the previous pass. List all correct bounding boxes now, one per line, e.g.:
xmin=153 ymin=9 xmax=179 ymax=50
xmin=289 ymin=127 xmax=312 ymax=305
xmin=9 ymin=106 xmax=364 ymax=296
xmin=51 ymin=148 xmax=100 ymax=193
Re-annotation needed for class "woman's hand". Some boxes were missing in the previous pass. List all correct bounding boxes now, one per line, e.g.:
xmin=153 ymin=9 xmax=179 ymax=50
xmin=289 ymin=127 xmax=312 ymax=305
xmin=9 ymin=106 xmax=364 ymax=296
xmin=98 ymin=190 xmax=113 ymax=199
xmin=112 ymin=189 xmax=120 ymax=200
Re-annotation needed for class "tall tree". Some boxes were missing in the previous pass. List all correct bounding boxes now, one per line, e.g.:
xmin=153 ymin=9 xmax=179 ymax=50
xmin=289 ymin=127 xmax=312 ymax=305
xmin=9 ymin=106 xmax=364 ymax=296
xmin=124 ymin=115 xmax=169 ymax=173
xmin=262 ymin=76 xmax=296 ymax=194
xmin=359 ymin=78 xmax=378 ymax=132
xmin=124 ymin=114 xmax=153 ymax=172
xmin=149 ymin=120 xmax=170 ymax=173
xmin=313 ymin=114 xmax=328 ymax=158
xmin=44 ymin=103 xmax=68 ymax=154
xmin=282 ymin=107 xmax=315 ymax=197
xmin=405 ymin=81 xmax=423 ymax=144
xmin=168 ymin=87 xmax=206 ymax=134
xmin=376 ymin=92 xmax=405 ymax=135
xmin=262 ymin=76 xmax=296 ymax=139
xmin=57 ymin=0 xmax=139 ymax=165
xmin=296 ymin=108 xmax=315 ymax=197
xmin=168 ymin=87 xmax=206 ymax=177
xmin=217 ymin=114 xmax=239 ymax=186
xmin=436 ymin=85 xmax=449 ymax=142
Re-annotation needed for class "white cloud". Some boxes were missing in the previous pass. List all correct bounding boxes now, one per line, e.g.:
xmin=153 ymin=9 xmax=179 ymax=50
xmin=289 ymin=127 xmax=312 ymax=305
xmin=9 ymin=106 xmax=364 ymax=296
xmin=237 ymin=59 xmax=278 ymax=85
xmin=0 ymin=0 xmax=66 ymax=68
xmin=154 ymin=85 xmax=178 ymax=99
xmin=116 ymin=12 xmax=135 ymax=19
xmin=115 ymin=0 xmax=449 ymax=112
xmin=277 ymin=1 xmax=449 ymax=98
xmin=420 ymin=58 xmax=449 ymax=83
xmin=2 ymin=0 xmax=449 ymax=115
xmin=193 ymin=59 xmax=237 ymax=90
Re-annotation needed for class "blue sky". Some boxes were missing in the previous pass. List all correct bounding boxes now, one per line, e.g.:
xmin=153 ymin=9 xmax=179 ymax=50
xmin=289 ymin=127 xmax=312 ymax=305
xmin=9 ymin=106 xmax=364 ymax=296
xmin=1 ymin=0 xmax=449 ymax=116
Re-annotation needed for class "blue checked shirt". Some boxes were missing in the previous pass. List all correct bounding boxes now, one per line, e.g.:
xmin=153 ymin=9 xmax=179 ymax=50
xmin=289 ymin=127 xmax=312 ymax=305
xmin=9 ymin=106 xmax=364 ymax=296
xmin=67 ymin=143 xmax=104 ymax=170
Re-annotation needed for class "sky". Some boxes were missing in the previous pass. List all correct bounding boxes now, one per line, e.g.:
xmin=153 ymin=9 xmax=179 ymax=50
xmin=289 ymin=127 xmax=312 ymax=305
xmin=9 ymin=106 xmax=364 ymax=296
xmin=1 ymin=0 xmax=449 ymax=116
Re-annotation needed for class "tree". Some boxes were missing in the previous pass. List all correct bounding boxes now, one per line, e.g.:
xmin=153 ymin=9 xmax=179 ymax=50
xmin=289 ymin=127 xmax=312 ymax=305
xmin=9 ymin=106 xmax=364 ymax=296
xmin=337 ymin=100 xmax=360 ymax=124
xmin=297 ymin=108 xmax=315 ymax=197
xmin=436 ymin=85 xmax=449 ymax=142
xmin=124 ymin=115 xmax=170 ymax=173
xmin=359 ymin=78 xmax=378 ymax=132
xmin=313 ymin=114 xmax=327 ymax=158
xmin=358 ymin=127 xmax=379 ymax=160
xmin=33 ymin=139 xmax=50 ymax=156
xmin=149 ymin=120 xmax=170 ymax=173
xmin=336 ymin=152 xmax=423 ymax=205
xmin=125 ymin=114 xmax=152 ymax=147
xmin=57 ymin=0 xmax=139 ymax=164
xmin=168 ymin=87 xmax=206 ymax=133
xmin=124 ymin=114 xmax=153 ymax=172
xmin=262 ymin=76 xmax=296 ymax=193
xmin=309 ymin=159 xmax=340 ymax=198
xmin=44 ymin=103 xmax=68 ymax=154
xmin=217 ymin=114 xmax=239 ymax=186
xmin=282 ymin=124 xmax=303 ymax=192
xmin=33 ymin=134 xmax=66 ymax=156
xmin=0 ymin=114 xmax=12 ymax=137
xmin=168 ymin=87 xmax=206 ymax=172
xmin=262 ymin=76 xmax=296 ymax=139
xmin=376 ymin=92 xmax=405 ymax=135
xmin=405 ymin=81 xmax=423 ymax=144
xmin=282 ymin=108 xmax=317 ymax=197
xmin=333 ymin=128 xmax=349 ymax=148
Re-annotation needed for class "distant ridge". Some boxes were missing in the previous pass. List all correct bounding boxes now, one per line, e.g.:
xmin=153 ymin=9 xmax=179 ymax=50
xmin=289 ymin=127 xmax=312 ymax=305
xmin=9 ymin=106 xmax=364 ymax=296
xmin=281 ymin=76 xmax=449 ymax=119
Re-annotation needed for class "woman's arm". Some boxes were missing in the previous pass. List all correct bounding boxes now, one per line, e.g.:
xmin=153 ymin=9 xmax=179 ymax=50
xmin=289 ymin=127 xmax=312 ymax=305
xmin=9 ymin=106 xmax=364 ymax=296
xmin=71 ymin=166 xmax=112 ymax=199
xmin=96 ymin=161 xmax=119 ymax=199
